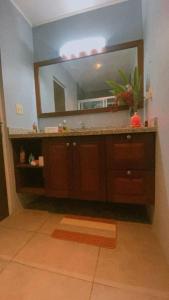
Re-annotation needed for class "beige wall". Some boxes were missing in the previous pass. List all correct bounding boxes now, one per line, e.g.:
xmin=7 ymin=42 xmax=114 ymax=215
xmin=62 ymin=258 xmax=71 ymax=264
xmin=142 ymin=0 xmax=169 ymax=263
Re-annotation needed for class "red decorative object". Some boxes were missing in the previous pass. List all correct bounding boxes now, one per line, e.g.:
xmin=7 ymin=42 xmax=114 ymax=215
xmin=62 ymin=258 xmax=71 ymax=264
xmin=130 ymin=112 xmax=141 ymax=127
xmin=117 ymin=91 xmax=133 ymax=107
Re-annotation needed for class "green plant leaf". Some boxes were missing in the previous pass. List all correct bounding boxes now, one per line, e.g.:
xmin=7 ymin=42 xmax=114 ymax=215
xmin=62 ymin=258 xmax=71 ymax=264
xmin=106 ymin=80 xmax=125 ymax=95
xmin=118 ymin=69 xmax=129 ymax=85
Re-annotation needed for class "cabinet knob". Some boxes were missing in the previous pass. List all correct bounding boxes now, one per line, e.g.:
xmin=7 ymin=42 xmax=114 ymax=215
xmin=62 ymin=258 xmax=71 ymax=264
xmin=127 ymin=170 xmax=132 ymax=176
xmin=126 ymin=134 xmax=132 ymax=140
xmin=66 ymin=142 xmax=70 ymax=147
xmin=72 ymin=142 xmax=77 ymax=147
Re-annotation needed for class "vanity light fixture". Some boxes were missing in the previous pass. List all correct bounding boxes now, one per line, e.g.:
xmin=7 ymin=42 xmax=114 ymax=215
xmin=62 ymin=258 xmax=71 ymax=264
xmin=60 ymin=37 xmax=106 ymax=59
xmin=95 ymin=63 xmax=102 ymax=70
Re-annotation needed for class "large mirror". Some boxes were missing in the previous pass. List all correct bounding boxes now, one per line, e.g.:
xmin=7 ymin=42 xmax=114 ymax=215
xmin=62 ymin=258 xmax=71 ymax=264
xmin=34 ymin=40 xmax=143 ymax=117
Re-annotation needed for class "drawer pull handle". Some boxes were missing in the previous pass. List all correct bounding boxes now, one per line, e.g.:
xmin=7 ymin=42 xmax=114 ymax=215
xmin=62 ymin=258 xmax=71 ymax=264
xmin=127 ymin=170 xmax=132 ymax=176
xmin=66 ymin=142 xmax=70 ymax=147
xmin=126 ymin=134 xmax=132 ymax=140
xmin=73 ymin=142 xmax=77 ymax=147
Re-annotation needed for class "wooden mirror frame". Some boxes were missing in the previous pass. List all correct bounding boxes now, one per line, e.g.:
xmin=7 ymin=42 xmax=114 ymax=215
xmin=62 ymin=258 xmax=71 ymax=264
xmin=34 ymin=39 xmax=143 ymax=118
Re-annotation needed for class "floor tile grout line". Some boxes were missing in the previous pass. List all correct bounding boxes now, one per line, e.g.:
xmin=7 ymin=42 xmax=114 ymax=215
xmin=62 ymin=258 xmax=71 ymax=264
xmin=0 ymin=260 xmax=11 ymax=275
xmin=0 ymin=210 xmax=66 ymax=234
xmin=9 ymin=231 xmax=37 ymax=262
xmin=0 ymin=212 xmax=50 ymax=234
xmin=89 ymin=247 xmax=101 ymax=300
xmin=93 ymin=279 xmax=169 ymax=298
xmin=0 ymin=224 xmax=37 ymax=233
xmin=0 ymin=231 xmax=36 ymax=276
xmin=34 ymin=213 xmax=52 ymax=232
xmin=10 ymin=260 xmax=94 ymax=285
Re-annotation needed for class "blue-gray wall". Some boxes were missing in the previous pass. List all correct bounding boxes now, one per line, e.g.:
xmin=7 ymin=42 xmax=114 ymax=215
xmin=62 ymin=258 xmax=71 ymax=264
xmin=33 ymin=0 xmax=143 ymax=62
xmin=142 ymin=0 xmax=169 ymax=263
xmin=0 ymin=0 xmax=37 ymax=129
xmin=33 ymin=0 xmax=143 ymax=130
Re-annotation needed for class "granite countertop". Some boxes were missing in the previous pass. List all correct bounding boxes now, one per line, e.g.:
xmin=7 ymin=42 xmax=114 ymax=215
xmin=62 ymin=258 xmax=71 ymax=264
xmin=9 ymin=126 xmax=157 ymax=139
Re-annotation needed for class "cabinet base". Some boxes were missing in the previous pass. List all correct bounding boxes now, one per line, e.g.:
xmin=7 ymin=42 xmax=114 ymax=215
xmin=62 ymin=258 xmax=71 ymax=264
xmin=25 ymin=197 xmax=151 ymax=224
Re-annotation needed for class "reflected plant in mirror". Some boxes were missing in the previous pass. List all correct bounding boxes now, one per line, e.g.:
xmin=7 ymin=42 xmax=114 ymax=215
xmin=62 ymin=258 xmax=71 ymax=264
xmin=34 ymin=40 xmax=143 ymax=117
xmin=106 ymin=66 xmax=142 ymax=115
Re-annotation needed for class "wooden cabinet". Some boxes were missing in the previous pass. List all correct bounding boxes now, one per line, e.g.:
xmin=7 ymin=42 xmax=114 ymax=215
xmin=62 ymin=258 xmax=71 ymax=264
xmin=43 ymin=136 xmax=106 ymax=201
xmin=11 ymin=131 xmax=155 ymax=205
xmin=106 ymin=133 xmax=155 ymax=204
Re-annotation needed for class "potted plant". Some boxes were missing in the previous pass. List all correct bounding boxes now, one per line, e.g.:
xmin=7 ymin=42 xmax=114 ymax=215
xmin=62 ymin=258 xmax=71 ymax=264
xmin=106 ymin=66 xmax=142 ymax=115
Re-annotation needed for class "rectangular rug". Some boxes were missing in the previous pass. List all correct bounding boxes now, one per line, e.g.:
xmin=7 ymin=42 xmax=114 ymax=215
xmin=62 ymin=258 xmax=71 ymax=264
xmin=51 ymin=215 xmax=117 ymax=249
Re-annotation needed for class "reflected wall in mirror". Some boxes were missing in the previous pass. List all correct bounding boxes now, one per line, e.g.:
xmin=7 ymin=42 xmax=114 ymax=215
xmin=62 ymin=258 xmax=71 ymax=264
xmin=34 ymin=40 xmax=143 ymax=117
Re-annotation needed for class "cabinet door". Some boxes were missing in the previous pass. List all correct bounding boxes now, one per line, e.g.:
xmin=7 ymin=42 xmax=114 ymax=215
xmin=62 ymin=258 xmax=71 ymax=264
xmin=107 ymin=170 xmax=155 ymax=204
xmin=106 ymin=133 xmax=155 ymax=170
xmin=43 ymin=139 xmax=72 ymax=197
xmin=73 ymin=137 xmax=106 ymax=201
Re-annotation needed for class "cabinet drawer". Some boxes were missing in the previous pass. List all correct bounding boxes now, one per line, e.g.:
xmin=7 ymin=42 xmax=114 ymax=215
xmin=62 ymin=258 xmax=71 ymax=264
xmin=106 ymin=133 xmax=155 ymax=170
xmin=107 ymin=170 xmax=155 ymax=204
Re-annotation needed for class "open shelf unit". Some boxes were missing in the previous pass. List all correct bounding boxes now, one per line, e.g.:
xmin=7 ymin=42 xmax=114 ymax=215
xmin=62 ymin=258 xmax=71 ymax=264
xmin=12 ymin=138 xmax=44 ymax=195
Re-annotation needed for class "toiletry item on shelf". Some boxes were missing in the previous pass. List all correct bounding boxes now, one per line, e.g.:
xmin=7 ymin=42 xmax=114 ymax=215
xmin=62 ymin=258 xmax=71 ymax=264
xmin=28 ymin=153 xmax=35 ymax=164
xmin=32 ymin=122 xmax=38 ymax=133
xmin=38 ymin=156 xmax=44 ymax=167
xmin=30 ymin=160 xmax=37 ymax=166
xmin=19 ymin=146 xmax=26 ymax=164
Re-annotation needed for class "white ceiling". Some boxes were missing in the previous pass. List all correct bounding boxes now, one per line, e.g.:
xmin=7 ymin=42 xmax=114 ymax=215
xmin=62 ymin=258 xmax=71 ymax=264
xmin=11 ymin=0 xmax=128 ymax=27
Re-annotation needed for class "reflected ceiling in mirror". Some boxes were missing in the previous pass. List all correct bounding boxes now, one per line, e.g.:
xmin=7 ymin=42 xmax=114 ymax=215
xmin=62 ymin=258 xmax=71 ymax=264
xmin=34 ymin=40 xmax=143 ymax=117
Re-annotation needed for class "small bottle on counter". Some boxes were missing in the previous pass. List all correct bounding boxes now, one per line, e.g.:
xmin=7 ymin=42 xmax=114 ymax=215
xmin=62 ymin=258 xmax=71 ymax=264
xmin=19 ymin=146 xmax=26 ymax=164
xmin=62 ymin=119 xmax=67 ymax=131
xmin=144 ymin=120 xmax=148 ymax=127
xmin=58 ymin=123 xmax=63 ymax=133
xmin=32 ymin=122 xmax=38 ymax=133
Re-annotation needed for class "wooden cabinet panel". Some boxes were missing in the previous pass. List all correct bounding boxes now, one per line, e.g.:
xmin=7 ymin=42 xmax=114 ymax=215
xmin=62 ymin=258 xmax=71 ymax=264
xmin=106 ymin=133 xmax=155 ymax=170
xmin=73 ymin=137 xmax=105 ymax=201
xmin=107 ymin=170 xmax=155 ymax=204
xmin=43 ymin=139 xmax=72 ymax=197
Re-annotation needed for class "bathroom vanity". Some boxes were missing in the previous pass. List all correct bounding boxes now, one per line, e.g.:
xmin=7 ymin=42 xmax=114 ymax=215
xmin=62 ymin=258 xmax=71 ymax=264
xmin=10 ymin=127 xmax=156 ymax=205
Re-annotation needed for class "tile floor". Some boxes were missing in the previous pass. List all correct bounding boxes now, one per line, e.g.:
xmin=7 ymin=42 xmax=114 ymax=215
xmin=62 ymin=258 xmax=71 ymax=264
xmin=0 ymin=209 xmax=168 ymax=299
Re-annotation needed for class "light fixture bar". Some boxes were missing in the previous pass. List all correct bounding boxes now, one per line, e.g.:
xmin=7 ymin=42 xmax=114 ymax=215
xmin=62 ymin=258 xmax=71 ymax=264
xmin=60 ymin=37 xmax=106 ymax=59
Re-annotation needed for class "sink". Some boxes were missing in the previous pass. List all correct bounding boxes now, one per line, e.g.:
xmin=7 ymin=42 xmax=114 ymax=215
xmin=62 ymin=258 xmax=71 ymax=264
xmin=44 ymin=127 xmax=59 ymax=133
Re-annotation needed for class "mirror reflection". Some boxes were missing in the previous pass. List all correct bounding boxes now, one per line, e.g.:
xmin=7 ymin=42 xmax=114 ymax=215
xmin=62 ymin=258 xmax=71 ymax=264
xmin=39 ymin=47 xmax=137 ymax=114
